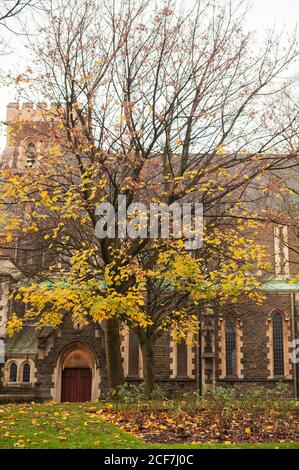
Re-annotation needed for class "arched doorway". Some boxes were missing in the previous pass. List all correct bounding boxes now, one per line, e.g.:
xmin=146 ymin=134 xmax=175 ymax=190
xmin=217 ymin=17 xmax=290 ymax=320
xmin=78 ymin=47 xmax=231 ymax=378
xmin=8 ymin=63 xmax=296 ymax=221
xmin=51 ymin=342 xmax=100 ymax=402
xmin=61 ymin=349 xmax=92 ymax=402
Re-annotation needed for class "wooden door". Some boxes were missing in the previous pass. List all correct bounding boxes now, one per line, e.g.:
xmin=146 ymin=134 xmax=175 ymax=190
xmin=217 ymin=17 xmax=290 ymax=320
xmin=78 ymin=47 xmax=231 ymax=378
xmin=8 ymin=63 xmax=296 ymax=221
xmin=61 ymin=368 xmax=92 ymax=402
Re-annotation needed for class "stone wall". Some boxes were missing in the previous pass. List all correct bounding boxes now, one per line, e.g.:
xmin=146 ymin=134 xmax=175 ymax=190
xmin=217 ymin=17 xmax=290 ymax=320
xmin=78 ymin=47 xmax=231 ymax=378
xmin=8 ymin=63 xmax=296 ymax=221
xmin=35 ymin=317 xmax=109 ymax=400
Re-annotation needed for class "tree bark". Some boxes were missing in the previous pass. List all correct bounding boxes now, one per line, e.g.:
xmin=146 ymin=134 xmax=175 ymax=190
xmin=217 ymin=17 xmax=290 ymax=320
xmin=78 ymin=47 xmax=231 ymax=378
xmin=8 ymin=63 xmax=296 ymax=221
xmin=140 ymin=336 xmax=156 ymax=395
xmin=104 ymin=318 xmax=125 ymax=390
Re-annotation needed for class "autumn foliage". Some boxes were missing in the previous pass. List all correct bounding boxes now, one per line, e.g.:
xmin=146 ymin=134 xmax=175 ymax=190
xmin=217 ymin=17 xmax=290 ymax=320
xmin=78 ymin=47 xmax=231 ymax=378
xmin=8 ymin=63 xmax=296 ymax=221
xmin=1 ymin=0 xmax=299 ymax=391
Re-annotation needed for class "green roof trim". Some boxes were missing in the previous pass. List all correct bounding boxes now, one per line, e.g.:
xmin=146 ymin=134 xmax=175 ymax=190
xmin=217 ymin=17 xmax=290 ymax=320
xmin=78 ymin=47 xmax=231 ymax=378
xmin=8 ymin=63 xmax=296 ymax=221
xmin=261 ymin=280 xmax=299 ymax=291
xmin=17 ymin=279 xmax=106 ymax=289
xmin=18 ymin=278 xmax=299 ymax=292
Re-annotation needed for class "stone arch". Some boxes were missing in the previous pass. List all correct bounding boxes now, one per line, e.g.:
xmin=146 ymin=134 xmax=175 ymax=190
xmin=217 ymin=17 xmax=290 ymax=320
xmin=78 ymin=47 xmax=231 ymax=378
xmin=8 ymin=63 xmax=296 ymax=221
xmin=268 ymin=308 xmax=289 ymax=321
xmin=4 ymin=358 xmax=35 ymax=385
xmin=51 ymin=341 xmax=100 ymax=402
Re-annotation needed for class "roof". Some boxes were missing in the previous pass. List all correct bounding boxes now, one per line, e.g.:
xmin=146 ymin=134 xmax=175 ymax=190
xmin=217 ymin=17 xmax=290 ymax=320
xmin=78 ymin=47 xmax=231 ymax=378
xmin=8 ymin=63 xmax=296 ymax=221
xmin=5 ymin=325 xmax=54 ymax=354
xmin=30 ymin=279 xmax=106 ymax=289
xmin=25 ymin=278 xmax=299 ymax=293
xmin=0 ymin=258 xmax=23 ymax=280
xmin=261 ymin=280 xmax=299 ymax=292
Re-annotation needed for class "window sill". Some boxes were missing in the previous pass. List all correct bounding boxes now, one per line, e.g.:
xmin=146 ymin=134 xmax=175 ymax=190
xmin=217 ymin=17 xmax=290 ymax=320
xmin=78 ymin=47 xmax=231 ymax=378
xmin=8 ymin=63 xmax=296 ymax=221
xmin=219 ymin=376 xmax=242 ymax=381
xmin=6 ymin=382 xmax=33 ymax=386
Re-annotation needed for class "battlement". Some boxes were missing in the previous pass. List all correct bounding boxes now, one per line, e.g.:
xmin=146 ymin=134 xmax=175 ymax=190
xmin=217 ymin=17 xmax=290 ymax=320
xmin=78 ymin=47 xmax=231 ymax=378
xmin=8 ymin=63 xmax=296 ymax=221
xmin=5 ymin=102 xmax=57 ymax=123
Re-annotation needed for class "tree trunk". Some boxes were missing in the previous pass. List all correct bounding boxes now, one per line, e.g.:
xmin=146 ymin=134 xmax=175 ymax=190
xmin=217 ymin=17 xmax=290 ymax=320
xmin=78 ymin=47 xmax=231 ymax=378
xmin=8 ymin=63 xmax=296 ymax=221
xmin=140 ymin=336 xmax=156 ymax=395
xmin=104 ymin=318 xmax=125 ymax=390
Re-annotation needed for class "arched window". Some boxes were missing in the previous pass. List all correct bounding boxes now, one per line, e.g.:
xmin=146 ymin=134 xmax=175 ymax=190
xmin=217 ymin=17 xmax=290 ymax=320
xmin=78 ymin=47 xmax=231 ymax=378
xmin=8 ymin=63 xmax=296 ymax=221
xmin=273 ymin=312 xmax=284 ymax=376
xmin=128 ymin=331 xmax=140 ymax=377
xmin=9 ymin=363 xmax=17 ymax=382
xmin=225 ymin=318 xmax=236 ymax=376
xmin=26 ymin=142 xmax=36 ymax=167
xmin=22 ymin=362 xmax=31 ymax=383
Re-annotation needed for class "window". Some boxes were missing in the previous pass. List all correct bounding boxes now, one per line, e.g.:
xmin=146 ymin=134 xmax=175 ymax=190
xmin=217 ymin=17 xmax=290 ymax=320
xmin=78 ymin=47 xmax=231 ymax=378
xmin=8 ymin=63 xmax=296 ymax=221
xmin=26 ymin=142 xmax=36 ymax=167
xmin=266 ymin=309 xmax=290 ymax=379
xmin=22 ymin=362 xmax=31 ymax=383
xmin=225 ymin=318 xmax=236 ymax=376
xmin=128 ymin=331 xmax=140 ymax=377
xmin=273 ymin=312 xmax=284 ymax=376
xmin=176 ymin=341 xmax=188 ymax=377
xmin=121 ymin=325 xmax=143 ymax=378
xmin=170 ymin=334 xmax=195 ymax=379
xmin=219 ymin=315 xmax=243 ymax=379
xmin=9 ymin=363 xmax=17 ymax=382
xmin=274 ymin=225 xmax=289 ymax=277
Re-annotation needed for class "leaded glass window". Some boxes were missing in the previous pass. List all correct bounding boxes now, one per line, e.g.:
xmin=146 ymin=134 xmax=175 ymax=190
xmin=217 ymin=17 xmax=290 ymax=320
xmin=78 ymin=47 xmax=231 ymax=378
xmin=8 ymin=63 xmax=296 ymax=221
xmin=22 ymin=362 xmax=31 ymax=383
xmin=225 ymin=318 xmax=236 ymax=376
xmin=273 ymin=312 xmax=284 ymax=376
xmin=9 ymin=363 xmax=17 ymax=382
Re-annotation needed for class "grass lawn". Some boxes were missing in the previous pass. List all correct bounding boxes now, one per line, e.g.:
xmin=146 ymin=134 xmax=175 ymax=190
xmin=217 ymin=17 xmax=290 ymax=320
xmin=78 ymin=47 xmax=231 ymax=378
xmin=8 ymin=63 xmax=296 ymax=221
xmin=0 ymin=402 xmax=298 ymax=449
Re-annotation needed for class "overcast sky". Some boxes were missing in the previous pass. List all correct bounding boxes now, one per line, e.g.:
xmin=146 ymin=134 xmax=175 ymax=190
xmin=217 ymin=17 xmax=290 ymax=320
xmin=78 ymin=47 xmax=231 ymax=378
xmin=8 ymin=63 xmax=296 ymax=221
xmin=247 ymin=0 xmax=298 ymax=31
xmin=0 ymin=0 xmax=298 ymax=150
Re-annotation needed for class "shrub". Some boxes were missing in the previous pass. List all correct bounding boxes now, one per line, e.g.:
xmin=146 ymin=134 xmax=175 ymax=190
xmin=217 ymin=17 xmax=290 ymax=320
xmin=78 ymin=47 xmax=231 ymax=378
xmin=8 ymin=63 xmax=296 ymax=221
xmin=266 ymin=382 xmax=291 ymax=399
xmin=204 ymin=386 xmax=236 ymax=424
xmin=107 ymin=383 xmax=167 ymax=405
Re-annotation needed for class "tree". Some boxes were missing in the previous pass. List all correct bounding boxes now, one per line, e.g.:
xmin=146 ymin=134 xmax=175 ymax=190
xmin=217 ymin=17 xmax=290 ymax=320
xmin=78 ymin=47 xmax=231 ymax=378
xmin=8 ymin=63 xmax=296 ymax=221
xmin=1 ymin=0 xmax=299 ymax=390
xmin=0 ymin=1 xmax=34 ymax=23
xmin=9 ymin=220 xmax=268 ymax=393
xmin=0 ymin=0 xmax=37 ymax=55
xmin=126 ymin=222 xmax=268 ymax=393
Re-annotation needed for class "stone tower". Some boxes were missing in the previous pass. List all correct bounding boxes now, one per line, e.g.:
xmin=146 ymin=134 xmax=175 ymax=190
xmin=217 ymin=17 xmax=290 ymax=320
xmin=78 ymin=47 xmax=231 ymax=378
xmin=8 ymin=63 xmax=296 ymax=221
xmin=1 ymin=102 xmax=50 ymax=169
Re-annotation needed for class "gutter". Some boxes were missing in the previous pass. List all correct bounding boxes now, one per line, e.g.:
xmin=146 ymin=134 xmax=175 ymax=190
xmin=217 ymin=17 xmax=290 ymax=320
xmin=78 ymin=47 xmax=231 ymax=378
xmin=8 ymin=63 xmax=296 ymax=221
xmin=291 ymin=292 xmax=298 ymax=399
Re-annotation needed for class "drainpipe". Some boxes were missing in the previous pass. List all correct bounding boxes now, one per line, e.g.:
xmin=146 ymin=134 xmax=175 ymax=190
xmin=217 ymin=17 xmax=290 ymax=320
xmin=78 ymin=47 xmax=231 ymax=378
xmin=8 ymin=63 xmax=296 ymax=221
xmin=291 ymin=292 xmax=298 ymax=399
xmin=196 ymin=313 xmax=201 ymax=397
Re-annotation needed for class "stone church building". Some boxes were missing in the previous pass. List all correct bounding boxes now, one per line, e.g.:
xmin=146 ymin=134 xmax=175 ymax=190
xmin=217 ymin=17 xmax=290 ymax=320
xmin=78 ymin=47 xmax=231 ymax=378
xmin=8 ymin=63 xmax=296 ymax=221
xmin=0 ymin=102 xmax=299 ymax=403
